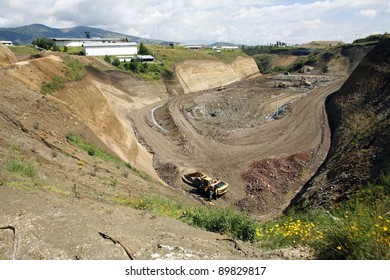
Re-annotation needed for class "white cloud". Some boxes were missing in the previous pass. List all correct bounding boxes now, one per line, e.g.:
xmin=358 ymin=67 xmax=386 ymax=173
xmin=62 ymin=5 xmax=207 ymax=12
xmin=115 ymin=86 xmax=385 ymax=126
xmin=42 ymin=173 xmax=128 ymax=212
xmin=0 ymin=0 xmax=389 ymax=44
xmin=359 ymin=9 xmax=377 ymax=19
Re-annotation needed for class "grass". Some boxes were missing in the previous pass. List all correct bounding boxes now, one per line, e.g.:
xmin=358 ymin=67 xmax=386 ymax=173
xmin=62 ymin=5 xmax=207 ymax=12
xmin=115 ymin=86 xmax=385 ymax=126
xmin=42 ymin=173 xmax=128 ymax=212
xmin=66 ymin=132 xmax=122 ymax=164
xmin=111 ymin=171 xmax=390 ymax=259
xmin=8 ymin=45 xmax=39 ymax=56
xmin=148 ymin=45 xmax=248 ymax=72
xmin=259 ymin=174 xmax=390 ymax=259
xmin=115 ymin=46 xmax=248 ymax=81
xmin=113 ymin=195 xmax=185 ymax=219
xmin=183 ymin=206 xmax=259 ymax=241
xmin=66 ymin=132 xmax=151 ymax=181
xmin=41 ymin=55 xmax=87 ymax=95
xmin=6 ymin=156 xmax=36 ymax=178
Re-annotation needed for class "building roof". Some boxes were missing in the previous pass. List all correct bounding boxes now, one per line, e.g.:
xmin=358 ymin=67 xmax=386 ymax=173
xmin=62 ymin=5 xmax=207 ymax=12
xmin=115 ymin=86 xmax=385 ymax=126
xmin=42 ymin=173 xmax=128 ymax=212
xmin=52 ymin=38 xmax=123 ymax=42
xmin=83 ymin=42 xmax=137 ymax=48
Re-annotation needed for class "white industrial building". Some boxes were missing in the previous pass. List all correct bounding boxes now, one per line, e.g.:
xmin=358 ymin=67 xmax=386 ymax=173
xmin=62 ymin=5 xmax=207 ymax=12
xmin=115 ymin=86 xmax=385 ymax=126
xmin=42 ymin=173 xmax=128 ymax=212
xmin=84 ymin=42 xmax=138 ymax=56
xmin=0 ymin=41 xmax=14 ymax=46
xmin=52 ymin=38 xmax=123 ymax=47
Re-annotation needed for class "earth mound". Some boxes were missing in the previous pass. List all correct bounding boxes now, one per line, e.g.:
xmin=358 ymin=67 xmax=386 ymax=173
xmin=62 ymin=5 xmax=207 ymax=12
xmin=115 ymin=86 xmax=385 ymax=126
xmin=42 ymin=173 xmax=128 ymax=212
xmin=0 ymin=44 xmax=17 ymax=67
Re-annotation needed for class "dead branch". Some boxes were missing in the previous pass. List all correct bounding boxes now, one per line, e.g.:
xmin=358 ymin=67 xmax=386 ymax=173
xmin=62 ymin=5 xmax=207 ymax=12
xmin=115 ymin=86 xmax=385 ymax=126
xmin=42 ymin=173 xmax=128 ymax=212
xmin=98 ymin=232 xmax=136 ymax=260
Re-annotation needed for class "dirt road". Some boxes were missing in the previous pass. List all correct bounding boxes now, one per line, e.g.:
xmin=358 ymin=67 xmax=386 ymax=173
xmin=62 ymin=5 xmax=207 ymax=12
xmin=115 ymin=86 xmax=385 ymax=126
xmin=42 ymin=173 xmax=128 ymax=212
xmin=131 ymin=77 xmax=346 ymax=216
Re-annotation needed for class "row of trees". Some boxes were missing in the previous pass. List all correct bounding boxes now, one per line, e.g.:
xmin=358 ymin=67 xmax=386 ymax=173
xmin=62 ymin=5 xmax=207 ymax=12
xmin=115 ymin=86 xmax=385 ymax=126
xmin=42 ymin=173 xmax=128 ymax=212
xmin=31 ymin=37 xmax=59 ymax=51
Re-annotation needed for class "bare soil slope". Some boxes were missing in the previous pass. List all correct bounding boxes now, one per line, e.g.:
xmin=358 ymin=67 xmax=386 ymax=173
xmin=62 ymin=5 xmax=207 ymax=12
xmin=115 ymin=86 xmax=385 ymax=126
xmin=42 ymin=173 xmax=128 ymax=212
xmin=1 ymin=47 xmax=290 ymax=260
xmin=0 ymin=44 xmax=17 ymax=67
xmin=288 ymin=38 xmax=390 ymax=209
xmin=175 ymin=56 xmax=260 ymax=93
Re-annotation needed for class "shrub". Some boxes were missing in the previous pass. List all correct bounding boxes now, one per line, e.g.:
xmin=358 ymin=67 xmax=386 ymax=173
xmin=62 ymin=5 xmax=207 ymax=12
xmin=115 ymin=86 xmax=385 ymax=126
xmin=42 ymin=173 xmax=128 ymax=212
xmin=258 ymin=174 xmax=390 ymax=259
xmin=87 ymin=147 xmax=95 ymax=156
xmin=183 ymin=206 xmax=259 ymax=241
xmin=6 ymin=157 xmax=36 ymax=178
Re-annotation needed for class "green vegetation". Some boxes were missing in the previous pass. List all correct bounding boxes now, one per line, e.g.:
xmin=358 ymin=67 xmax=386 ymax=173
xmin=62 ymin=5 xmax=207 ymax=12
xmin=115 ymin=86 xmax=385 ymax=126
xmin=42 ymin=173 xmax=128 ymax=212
xmin=112 ymin=172 xmax=390 ymax=259
xmin=63 ymin=56 xmax=87 ymax=81
xmin=253 ymin=54 xmax=272 ymax=73
xmin=259 ymin=174 xmax=390 ymax=259
xmin=6 ymin=156 xmax=36 ymax=178
xmin=183 ymin=206 xmax=259 ymax=241
xmin=8 ymin=45 xmax=39 ymax=56
xmin=66 ymin=132 xmax=121 ymax=164
xmin=1 ymin=146 xmax=44 ymax=189
xmin=105 ymin=44 xmax=247 ymax=80
xmin=138 ymin=42 xmax=151 ymax=55
xmin=41 ymin=55 xmax=87 ymax=95
xmin=31 ymin=37 xmax=57 ymax=50
xmin=241 ymin=44 xmax=308 ymax=56
xmin=113 ymin=195 xmax=185 ymax=218
xmin=123 ymin=60 xmax=163 ymax=80
xmin=353 ymin=34 xmax=383 ymax=45
xmin=66 ymin=132 xmax=151 ymax=181
xmin=41 ymin=76 xmax=65 ymax=95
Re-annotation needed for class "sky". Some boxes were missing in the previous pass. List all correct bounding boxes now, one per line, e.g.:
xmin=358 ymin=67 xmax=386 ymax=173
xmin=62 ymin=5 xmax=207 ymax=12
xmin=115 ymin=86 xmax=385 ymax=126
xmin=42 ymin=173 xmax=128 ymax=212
xmin=0 ymin=0 xmax=389 ymax=45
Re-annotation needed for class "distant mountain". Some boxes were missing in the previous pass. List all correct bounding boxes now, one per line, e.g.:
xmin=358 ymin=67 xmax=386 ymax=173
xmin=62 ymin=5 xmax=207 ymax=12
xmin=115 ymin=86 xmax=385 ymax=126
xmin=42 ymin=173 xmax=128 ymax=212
xmin=0 ymin=23 xmax=167 ymax=45
xmin=209 ymin=41 xmax=241 ymax=47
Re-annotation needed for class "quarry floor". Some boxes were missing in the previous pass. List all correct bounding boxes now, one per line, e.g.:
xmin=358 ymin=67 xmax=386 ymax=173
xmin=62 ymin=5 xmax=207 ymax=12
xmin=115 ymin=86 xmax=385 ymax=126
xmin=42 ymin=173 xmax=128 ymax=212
xmin=131 ymin=74 xmax=346 ymax=219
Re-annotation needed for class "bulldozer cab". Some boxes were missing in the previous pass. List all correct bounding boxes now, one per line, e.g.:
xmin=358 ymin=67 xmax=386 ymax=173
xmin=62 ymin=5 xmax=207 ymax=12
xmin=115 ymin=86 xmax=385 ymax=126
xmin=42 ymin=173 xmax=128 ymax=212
xmin=201 ymin=175 xmax=213 ymax=186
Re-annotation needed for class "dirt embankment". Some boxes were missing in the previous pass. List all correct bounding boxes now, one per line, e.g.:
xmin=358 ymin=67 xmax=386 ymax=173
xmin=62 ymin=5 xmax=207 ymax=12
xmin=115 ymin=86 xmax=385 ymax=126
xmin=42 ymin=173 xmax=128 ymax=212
xmin=0 ymin=44 xmax=17 ymax=67
xmin=287 ymin=38 xmax=390 ymax=210
xmin=0 ymin=51 xmax=162 ymax=179
xmin=175 ymin=56 xmax=260 ymax=93
xmin=55 ymin=68 xmax=165 ymax=180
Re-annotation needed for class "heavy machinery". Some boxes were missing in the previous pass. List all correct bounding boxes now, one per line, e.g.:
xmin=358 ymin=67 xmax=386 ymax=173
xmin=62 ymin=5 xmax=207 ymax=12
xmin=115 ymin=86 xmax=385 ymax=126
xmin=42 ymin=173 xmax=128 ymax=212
xmin=300 ymin=76 xmax=312 ymax=86
xmin=182 ymin=171 xmax=228 ymax=199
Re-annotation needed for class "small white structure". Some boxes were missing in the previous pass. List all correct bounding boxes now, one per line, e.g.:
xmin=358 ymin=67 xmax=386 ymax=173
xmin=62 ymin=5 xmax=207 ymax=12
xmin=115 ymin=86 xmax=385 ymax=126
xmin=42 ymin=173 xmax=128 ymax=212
xmin=0 ymin=41 xmax=14 ymax=46
xmin=52 ymin=38 xmax=123 ymax=47
xmin=213 ymin=46 xmax=239 ymax=51
xmin=117 ymin=55 xmax=155 ymax=63
xmin=84 ymin=42 xmax=138 ymax=56
xmin=185 ymin=45 xmax=203 ymax=50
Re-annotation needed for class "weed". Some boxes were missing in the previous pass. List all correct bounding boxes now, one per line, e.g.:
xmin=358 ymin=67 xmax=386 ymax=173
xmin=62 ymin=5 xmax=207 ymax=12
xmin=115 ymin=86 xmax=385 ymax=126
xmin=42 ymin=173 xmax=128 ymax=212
xmin=110 ymin=179 xmax=117 ymax=187
xmin=183 ymin=206 xmax=259 ymax=242
xmin=66 ymin=132 xmax=121 ymax=164
xmin=40 ymin=56 xmax=86 ymax=95
xmin=51 ymin=150 xmax=57 ymax=158
xmin=72 ymin=183 xmax=80 ymax=198
xmin=6 ymin=157 xmax=36 ymax=178
xmin=259 ymin=174 xmax=390 ymax=259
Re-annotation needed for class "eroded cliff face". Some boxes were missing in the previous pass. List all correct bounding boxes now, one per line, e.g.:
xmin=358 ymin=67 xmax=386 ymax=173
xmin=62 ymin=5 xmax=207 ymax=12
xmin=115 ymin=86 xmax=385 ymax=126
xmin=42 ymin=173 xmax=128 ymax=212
xmin=288 ymin=38 xmax=390 ymax=210
xmin=174 ymin=56 xmax=260 ymax=94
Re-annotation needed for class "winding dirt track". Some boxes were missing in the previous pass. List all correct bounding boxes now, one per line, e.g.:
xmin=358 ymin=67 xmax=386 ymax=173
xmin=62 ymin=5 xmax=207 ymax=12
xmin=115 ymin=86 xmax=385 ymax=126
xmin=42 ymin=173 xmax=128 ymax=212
xmin=131 ymin=78 xmax=346 ymax=202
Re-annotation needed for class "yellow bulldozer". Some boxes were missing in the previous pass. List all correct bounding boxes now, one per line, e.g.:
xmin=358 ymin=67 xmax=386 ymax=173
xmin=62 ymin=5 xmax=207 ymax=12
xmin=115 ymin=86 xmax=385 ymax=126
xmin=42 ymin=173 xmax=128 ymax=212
xmin=182 ymin=171 xmax=228 ymax=199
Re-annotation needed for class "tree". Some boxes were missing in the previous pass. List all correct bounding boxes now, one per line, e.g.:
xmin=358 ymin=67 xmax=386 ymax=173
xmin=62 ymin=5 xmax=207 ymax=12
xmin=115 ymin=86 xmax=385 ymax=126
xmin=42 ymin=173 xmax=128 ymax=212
xmin=31 ymin=37 xmax=55 ymax=50
xmin=138 ymin=42 xmax=151 ymax=55
xmin=85 ymin=31 xmax=91 ymax=38
xmin=111 ymin=57 xmax=120 ymax=67
xmin=104 ymin=55 xmax=111 ymax=63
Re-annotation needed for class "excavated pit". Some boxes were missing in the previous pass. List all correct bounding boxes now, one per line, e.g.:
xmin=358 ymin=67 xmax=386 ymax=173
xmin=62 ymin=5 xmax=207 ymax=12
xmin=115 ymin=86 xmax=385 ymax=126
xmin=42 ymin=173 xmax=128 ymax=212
xmin=136 ymin=73 xmax=342 ymax=218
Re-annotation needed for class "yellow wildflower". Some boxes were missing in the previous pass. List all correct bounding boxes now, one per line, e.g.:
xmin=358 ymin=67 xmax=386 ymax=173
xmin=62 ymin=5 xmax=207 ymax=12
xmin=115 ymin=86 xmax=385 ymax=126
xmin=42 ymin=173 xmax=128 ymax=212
xmin=337 ymin=246 xmax=342 ymax=251
xmin=383 ymin=226 xmax=388 ymax=232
